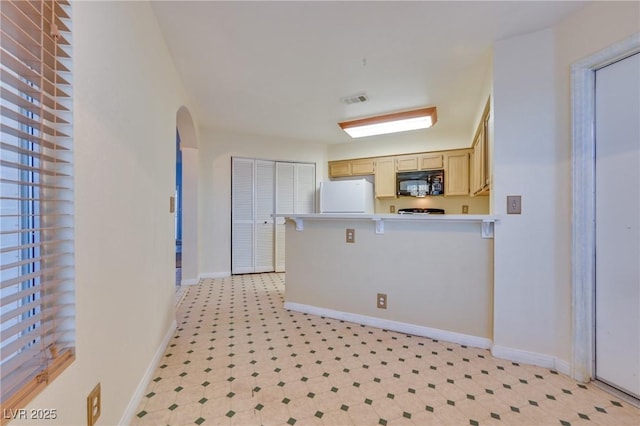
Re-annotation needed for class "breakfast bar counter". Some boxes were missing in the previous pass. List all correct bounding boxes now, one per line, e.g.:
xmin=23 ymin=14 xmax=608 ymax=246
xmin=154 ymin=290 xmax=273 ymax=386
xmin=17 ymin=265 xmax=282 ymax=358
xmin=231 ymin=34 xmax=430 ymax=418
xmin=276 ymin=213 xmax=498 ymax=348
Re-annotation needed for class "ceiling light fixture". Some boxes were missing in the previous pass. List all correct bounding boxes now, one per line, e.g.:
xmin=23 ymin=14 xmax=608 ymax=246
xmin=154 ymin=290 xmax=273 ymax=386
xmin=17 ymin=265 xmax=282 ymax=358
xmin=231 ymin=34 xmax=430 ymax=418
xmin=338 ymin=106 xmax=437 ymax=138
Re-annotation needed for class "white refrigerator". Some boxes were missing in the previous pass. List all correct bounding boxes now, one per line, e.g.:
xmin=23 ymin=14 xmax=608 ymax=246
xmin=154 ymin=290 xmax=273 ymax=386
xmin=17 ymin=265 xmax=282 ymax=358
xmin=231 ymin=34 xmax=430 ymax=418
xmin=319 ymin=179 xmax=374 ymax=213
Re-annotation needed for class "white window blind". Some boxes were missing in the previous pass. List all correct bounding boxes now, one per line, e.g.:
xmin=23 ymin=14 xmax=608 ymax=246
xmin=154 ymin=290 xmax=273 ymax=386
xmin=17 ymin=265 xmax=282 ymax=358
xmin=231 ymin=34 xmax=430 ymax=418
xmin=1 ymin=0 xmax=75 ymax=414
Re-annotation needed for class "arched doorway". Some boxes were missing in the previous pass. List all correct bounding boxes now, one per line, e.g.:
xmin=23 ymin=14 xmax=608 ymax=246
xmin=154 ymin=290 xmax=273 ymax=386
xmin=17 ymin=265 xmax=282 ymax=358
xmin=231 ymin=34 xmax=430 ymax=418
xmin=176 ymin=106 xmax=199 ymax=286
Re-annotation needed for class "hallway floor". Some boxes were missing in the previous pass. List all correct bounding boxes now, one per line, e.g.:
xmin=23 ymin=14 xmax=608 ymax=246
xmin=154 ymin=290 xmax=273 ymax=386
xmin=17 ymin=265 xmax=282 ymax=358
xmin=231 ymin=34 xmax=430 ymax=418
xmin=133 ymin=273 xmax=639 ymax=425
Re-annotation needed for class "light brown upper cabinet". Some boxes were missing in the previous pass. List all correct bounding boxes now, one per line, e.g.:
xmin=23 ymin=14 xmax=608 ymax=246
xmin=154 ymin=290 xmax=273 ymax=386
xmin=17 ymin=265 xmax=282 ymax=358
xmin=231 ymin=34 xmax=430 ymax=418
xmin=328 ymin=158 xmax=375 ymax=178
xmin=395 ymin=155 xmax=419 ymax=172
xmin=445 ymin=151 xmax=470 ymax=196
xmin=397 ymin=153 xmax=443 ymax=172
xmin=471 ymin=98 xmax=490 ymax=196
xmin=419 ymin=153 xmax=443 ymax=170
xmin=351 ymin=158 xmax=375 ymax=175
xmin=374 ymin=157 xmax=396 ymax=198
xmin=328 ymin=160 xmax=352 ymax=178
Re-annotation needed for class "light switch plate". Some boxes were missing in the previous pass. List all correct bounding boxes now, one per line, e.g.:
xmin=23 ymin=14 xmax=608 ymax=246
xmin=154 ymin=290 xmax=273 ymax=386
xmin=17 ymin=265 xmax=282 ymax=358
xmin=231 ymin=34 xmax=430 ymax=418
xmin=507 ymin=195 xmax=522 ymax=214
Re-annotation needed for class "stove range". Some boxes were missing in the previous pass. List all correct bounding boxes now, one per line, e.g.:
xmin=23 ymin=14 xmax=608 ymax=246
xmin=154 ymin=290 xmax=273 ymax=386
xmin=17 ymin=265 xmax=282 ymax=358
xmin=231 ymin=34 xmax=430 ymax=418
xmin=397 ymin=208 xmax=445 ymax=215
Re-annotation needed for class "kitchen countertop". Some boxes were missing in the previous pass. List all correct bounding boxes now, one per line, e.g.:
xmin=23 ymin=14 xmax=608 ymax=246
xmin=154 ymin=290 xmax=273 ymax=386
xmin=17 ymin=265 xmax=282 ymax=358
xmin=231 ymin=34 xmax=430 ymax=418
xmin=274 ymin=213 xmax=499 ymax=236
xmin=274 ymin=213 xmax=498 ymax=221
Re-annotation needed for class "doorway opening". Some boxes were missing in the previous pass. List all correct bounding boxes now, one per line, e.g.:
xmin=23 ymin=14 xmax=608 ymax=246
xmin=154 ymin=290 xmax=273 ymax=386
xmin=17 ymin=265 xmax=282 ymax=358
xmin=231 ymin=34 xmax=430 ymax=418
xmin=176 ymin=130 xmax=183 ymax=288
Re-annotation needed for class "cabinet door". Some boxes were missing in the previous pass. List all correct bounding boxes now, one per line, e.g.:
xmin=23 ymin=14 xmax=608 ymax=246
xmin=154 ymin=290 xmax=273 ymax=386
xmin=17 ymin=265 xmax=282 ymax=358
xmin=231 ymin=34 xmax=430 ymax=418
xmin=396 ymin=155 xmax=418 ymax=171
xmin=351 ymin=158 xmax=375 ymax=175
xmin=470 ymin=98 xmax=491 ymax=196
xmin=374 ymin=157 xmax=396 ymax=198
xmin=471 ymin=127 xmax=489 ymax=196
xmin=329 ymin=161 xmax=352 ymax=177
xmin=419 ymin=153 xmax=443 ymax=170
xmin=445 ymin=152 xmax=470 ymax=196
xmin=481 ymin=111 xmax=490 ymax=189
xmin=471 ymin=135 xmax=480 ymax=194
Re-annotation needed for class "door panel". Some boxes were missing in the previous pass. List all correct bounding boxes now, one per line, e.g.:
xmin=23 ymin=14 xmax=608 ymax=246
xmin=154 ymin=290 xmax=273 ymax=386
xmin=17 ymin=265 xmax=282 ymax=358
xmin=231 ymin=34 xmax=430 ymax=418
xmin=231 ymin=158 xmax=255 ymax=274
xmin=595 ymin=53 xmax=640 ymax=398
xmin=255 ymin=160 xmax=275 ymax=272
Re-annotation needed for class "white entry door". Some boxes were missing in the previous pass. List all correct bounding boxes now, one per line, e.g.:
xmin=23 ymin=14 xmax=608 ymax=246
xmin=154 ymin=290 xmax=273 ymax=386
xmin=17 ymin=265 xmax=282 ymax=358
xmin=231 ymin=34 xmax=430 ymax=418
xmin=594 ymin=53 xmax=640 ymax=398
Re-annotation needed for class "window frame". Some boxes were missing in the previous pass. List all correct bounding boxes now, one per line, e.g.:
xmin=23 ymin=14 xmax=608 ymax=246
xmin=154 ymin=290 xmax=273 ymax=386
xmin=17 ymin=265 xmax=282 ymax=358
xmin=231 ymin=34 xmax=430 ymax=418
xmin=0 ymin=0 xmax=75 ymax=417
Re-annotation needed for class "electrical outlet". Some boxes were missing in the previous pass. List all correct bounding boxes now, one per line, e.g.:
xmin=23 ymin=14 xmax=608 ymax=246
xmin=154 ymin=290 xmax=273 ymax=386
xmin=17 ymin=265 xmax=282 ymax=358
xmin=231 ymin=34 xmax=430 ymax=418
xmin=389 ymin=205 xmax=396 ymax=213
xmin=169 ymin=196 xmax=175 ymax=213
xmin=507 ymin=195 xmax=522 ymax=214
xmin=87 ymin=383 xmax=101 ymax=426
xmin=377 ymin=293 xmax=387 ymax=309
xmin=462 ymin=205 xmax=469 ymax=214
xmin=346 ymin=228 xmax=355 ymax=243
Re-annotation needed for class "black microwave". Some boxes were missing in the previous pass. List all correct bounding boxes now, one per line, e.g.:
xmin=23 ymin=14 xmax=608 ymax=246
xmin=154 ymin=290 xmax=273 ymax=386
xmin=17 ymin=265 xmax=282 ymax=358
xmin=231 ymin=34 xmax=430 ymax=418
xmin=396 ymin=170 xmax=444 ymax=197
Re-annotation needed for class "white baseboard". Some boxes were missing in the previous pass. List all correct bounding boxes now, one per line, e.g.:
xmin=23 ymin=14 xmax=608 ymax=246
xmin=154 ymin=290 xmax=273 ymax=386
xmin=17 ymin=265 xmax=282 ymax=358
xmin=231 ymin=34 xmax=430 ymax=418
xmin=119 ymin=319 xmax=177 ymax=425
xmin=180 ymin=278 xmax=199 ymax=286
xmin=491 ymin=345 xmax=571 ymax=375
xmin=199 ymin=271 xmax=231 ymax=280
xmin=284 ymin=302 xmax=492 ymax=350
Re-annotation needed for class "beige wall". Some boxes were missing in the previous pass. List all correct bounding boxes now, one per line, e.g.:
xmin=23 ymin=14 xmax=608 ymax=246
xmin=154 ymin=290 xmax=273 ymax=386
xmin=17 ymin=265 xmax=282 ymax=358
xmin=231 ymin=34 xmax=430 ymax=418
xmin=285 ymin=219 xmax=494 ymax=340
xmin=491 ymin=1 xmax=639 ymax=368
xmin=198 ymin=128 xmax=328 ymax=276
xmin=14 ymin=2 xmax=190 ymax=424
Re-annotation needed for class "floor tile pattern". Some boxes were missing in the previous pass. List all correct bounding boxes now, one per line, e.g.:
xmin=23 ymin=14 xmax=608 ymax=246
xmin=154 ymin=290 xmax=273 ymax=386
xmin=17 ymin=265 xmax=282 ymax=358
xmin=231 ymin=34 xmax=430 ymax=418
xmin=133 ymin=273 xmax=640 ymax=425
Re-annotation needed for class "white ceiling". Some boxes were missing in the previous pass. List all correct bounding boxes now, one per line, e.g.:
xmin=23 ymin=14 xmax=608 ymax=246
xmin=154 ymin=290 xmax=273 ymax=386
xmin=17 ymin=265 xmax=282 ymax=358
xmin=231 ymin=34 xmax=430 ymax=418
xmin=151 ymin=1 xmax=587 ymax=145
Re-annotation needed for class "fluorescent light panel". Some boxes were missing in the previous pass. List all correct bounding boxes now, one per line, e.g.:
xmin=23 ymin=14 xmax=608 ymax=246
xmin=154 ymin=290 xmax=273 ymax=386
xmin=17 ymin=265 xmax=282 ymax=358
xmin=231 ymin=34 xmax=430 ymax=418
xmin=339 ymin=107 xmax=437 ymax=138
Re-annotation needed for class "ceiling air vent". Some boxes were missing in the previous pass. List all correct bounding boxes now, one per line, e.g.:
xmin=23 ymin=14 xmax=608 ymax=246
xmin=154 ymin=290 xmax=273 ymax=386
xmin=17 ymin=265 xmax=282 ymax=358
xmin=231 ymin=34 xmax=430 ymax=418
xmin=341 ymin=93 xmax=369 ymax=105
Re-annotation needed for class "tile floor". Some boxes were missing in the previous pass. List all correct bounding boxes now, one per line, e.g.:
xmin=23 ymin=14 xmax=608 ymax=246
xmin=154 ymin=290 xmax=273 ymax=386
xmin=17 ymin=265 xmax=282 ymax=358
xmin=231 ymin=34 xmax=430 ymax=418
xmin=133 ymin=273 xmax=640 ymax=426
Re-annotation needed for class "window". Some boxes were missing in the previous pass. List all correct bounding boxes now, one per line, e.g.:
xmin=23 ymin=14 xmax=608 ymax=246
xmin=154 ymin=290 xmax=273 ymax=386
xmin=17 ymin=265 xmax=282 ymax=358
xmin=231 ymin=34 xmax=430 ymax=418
xmin=1 ymin=0 xmax=75 ymax=413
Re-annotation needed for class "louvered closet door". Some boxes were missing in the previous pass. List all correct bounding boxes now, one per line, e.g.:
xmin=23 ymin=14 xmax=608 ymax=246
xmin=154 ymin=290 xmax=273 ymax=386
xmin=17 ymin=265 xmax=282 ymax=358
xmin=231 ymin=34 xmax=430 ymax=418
xmin=275 ymin=163 xmax=295 ymax=272
xmin=255 ymin=160 xmax=275 ymax=272
xmin=232 ymin=158 xmax=255 ymax=274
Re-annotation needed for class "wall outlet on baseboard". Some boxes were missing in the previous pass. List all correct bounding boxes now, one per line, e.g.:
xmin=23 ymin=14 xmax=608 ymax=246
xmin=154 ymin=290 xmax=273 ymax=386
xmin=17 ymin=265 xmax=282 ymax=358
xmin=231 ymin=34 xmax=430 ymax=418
xmin=346 ymin=228 xmax=355 ymax=243
xmin=377 ymin=293 xmax=387 ymax=309
xmin=87 ymin=383 xmax=101 ymax=426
